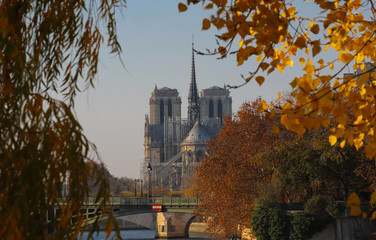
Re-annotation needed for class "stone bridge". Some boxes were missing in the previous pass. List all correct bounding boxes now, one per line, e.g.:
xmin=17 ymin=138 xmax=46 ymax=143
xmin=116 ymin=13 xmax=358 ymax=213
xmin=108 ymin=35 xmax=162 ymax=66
xmin=54 ymin=197 xmax=200 ymax=238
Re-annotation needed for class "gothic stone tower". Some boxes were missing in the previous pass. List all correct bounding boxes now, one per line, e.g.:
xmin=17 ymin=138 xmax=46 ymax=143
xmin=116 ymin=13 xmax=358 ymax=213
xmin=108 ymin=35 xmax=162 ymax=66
xmin=149 ymin=86 xmax=181 ymax=125
xmin=145 ymin=87 xmax=182 ymax=165
xmin=199 ymin=85 xmax=232 ymax=125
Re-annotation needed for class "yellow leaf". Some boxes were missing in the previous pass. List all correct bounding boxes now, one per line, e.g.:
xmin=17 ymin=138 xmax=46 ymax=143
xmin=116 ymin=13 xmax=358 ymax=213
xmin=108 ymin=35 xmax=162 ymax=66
xmin=257 ymin=100 xmax=268 ymax=112
xmin=282 ymin=102 xmax=291 ymax=110
xmin=239 ymin=39 xmax=244 ymax=48
xmin=371 ymin=211 xmax=376 ymax=221
xmin=277 ymin=63 xmax=285 ymax=73
xmin=354 ymin=115 xmax=363 ymax=125
xmin=370 ymin=190 xmax=376 ymax=207
xmin=359 ymin=71 xmax=370 ymax=86
xmin=349 ymin=206 xmax=362 ymax=217
xmin=255 ymin=76 xmax=265 ymax=86
xmin=294 ymin=124 xmax=306 ymax=136
xmin=202 ymin=18 xmax=211 ymax=30
xmin=256 ymin=55 xmax=263 ymax=62
xmin=299 ymin=58 xmax=305 ymax=65
xmin=340 ymin=140 xmax=346 ymax=148
xmin=178 ymin=3 xmax=188 ymax=12
xmin=329 ymin=135 xmax=337 ymax=146
xmin=290 ymin=78 xmax=297 ymax=88
xmin=303 ymin=60 xmax=316 ymax=75
xmin=305 ymin=47 xmax=310 ymax=55
xmin=362 ymin=212 xmax=367 ymax=219
xmin=286 ymin=56 xmax=294 ymax=68
xmin=347 ymin=192 xmax=361 ymax=206
xmin=323 ymin=118 xmax=331 ymax=127
xmin=272 ymin=125 xmax=280 ymax=134
xmin=339 ymin=52 xmax=353 ymax=63
xmin=354 ymin=139 xmax=363 ymax=150
xmin=269 ymin=108 xmax=276 ymax=118
xmin=287 ymin=7 xmax=296 ymax=17
xmin=281 ymin=114 xmax=290 ymax=130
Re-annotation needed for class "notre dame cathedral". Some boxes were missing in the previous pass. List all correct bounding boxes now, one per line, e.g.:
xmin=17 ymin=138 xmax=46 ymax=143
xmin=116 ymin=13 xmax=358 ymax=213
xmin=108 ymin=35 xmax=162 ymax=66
xmin=143 ymin=45 xmax=232 ymax=190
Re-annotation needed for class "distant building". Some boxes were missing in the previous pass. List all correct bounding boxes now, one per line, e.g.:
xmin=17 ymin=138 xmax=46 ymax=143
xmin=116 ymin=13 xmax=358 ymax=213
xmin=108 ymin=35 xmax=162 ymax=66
xmin=143 ymin=44 xmax=232 ymax=190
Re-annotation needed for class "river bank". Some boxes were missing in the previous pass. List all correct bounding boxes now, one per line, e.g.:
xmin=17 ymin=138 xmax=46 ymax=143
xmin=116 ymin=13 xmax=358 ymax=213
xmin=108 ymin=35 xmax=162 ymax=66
xmin=80 ymin=224 xmax=210 ymax=240
xmin=97 ymin=217 xmax=208 ymax=234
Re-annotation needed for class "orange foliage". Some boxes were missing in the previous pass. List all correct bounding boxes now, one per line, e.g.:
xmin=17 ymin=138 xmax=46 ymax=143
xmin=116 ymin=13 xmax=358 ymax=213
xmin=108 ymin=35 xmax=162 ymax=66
xmin=195 ymin=99 xmax=287 ymax=237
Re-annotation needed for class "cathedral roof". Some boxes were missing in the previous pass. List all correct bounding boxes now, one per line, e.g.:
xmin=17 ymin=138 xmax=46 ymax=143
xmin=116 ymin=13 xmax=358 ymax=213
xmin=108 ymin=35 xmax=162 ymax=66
xmin=182 ymin=121 xmax=211 ymax=144
xmin=159 ymin=87 xmax=175 ymax=91
xmin=206 ymin=86 xmax=223 ymax=90
xmin=201 ymin=85 xmax=230 ymax=97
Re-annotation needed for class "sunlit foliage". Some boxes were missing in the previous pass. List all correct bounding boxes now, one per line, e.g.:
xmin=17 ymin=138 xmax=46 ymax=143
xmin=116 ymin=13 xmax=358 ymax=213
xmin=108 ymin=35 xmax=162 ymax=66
xmin=0 ymin=0 xmax=125 ymax=239
xmin=179 ymin=0 xmax=376 ymax=158
xmin=195 ymin=99 xmax=285 ymax=237
xmin=195 ymin=99 xmax=375 ymax=236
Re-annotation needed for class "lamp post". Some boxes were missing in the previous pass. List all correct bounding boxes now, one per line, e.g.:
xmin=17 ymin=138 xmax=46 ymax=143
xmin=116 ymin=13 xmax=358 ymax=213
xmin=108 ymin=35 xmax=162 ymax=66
xmin=147 ymin=162 xmax=152 ymax=198
xmin=134 ymin=179 xmax=137 ymax=197
xmin=140 ymin=180 xmax=143 ymax=197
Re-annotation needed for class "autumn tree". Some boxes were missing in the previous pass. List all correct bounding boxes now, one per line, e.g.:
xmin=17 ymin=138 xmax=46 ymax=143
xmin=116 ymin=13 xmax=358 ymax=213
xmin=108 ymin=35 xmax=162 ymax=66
xmin=179 ymin=0 xmax=376 ymax=157
xmin=195 ymin=99 xmax=376 ymax=236
xmin=0 ymin=0 xmax=125 ymax=239
xmin=263 ymin=129 xmax=374 ymax=202
xmin=195 ymin=99 xmax=288 ymax=237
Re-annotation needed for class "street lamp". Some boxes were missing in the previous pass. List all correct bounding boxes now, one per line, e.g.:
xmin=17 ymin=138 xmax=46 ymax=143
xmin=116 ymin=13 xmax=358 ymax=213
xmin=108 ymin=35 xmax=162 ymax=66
xmin=134 ymin=179 xmax=137 ymax=197
xmin=140 ymin=180 xmax=143 ymax=197
xmin=147 ymin=162 xmax=152 ymax=198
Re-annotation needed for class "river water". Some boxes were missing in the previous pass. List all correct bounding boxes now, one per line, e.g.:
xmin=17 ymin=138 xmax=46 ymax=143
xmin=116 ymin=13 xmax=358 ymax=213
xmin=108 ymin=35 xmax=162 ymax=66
xmin=79 ymin=229 xmax=210 ymax=240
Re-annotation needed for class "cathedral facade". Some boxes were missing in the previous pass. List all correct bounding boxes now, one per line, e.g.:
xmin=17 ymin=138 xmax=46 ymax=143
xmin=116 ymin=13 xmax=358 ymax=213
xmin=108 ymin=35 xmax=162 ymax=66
xmin=143 ymin=46 xmax=232 ymax=190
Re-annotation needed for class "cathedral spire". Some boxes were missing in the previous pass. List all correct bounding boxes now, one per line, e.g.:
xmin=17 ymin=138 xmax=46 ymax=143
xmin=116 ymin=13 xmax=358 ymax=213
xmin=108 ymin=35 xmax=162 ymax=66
xmin=188 ymin=41 xmax=200 ymax=126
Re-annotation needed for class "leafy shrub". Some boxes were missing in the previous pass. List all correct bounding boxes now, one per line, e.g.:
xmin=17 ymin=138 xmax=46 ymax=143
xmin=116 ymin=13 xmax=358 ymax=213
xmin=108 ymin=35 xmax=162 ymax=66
xmin=251 ymin=205 xmax=271 ymax=240
xmin=290 ymin=196 xmax=337 ymax=240
xmin=268 ymin=208 xmax=290 ymax=240
xmin=251 ymin=203 xmax=289 ymax=240
xmin=325 ymin=201 xmax=344 ymax=219
xmin=303 ymin=196 xmax=333 ymax=234
xmin=304 ymin=195 xmax=328 ymax=215
xmin=290 ymin=212 xmax=315 ymax=240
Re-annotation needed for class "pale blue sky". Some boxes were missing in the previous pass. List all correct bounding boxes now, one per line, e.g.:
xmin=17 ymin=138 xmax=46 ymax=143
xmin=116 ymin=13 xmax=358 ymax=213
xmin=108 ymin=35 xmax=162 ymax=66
xmin=75 ymin=0 xmax=315 ymax=178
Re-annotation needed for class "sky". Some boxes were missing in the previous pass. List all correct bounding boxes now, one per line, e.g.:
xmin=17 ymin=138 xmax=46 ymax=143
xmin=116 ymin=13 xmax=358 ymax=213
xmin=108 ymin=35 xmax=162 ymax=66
xmin=75 ymin=0 xmax=310 ymax=179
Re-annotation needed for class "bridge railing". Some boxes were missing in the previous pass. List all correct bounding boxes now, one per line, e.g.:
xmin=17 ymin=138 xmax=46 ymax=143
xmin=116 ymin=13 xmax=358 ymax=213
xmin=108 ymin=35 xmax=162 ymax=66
xmin=58 ymin=197 xmax=199 ymax=207
xmin=117 ymin=197 xmax=199 ymax=206
xmin=152 ymin=197 xmax=199 ymax=206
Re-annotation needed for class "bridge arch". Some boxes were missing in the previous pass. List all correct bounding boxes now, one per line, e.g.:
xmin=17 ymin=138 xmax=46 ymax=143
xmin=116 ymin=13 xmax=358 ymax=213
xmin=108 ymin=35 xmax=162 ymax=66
xmin=184 ymin=215 xmax=197 ymax=237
